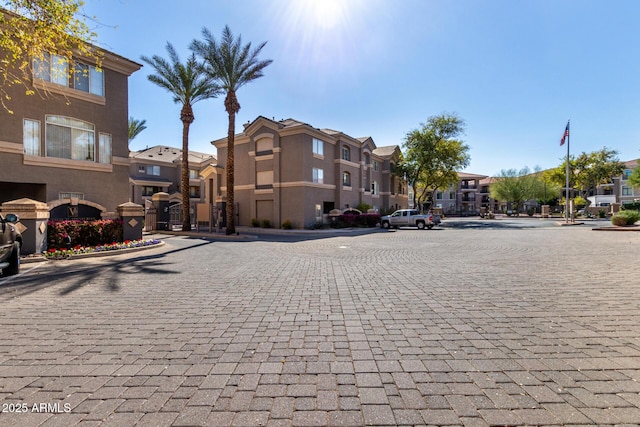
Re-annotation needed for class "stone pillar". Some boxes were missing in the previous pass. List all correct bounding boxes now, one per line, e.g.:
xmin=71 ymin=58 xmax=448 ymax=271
xmin=611 ymin=203 xmax=621 ymax=215
xmin=541 ymin=205 xmax=550 ymax=218
xmin=152 ymin=192 xmax=170 ymax=231
xmin=117 ymin=202 xmax=144 ymax=242
xmin=0 ymin=198 xmax=49 ymax=255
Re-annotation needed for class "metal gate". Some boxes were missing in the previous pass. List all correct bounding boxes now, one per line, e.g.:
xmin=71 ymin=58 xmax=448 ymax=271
xmin=144 ymin=200 xmax=156 ymax=232
xmin=169 ymin=202 xmax=183 ymax=229
xmin=169 ymin=202 xmax=197 ymax=230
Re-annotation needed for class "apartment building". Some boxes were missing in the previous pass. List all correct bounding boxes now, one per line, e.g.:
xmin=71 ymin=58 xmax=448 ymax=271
xmin=0 ymin=25 xmax=141 ymax=219
xmin=129 ymin=145 xmax=216 ymax=206
xmin=617 ymin=159 xmax=640 ymax=206
xmin=432 ymin=173 xmax=490 ymax=215
xmin=210 ymin=116 xmax=408 ymax=228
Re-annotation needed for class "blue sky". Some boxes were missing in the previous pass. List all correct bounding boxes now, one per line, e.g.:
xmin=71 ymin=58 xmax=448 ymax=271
xmin=83 ymin=0 xmax=640 ymax=176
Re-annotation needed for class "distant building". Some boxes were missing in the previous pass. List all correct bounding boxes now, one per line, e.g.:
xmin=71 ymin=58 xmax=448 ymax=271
xmin=129 ymin=145 xmax=216 ymax=206
xmin=616 ymin=159 xmax=640 ymax=206
xmin=210 ymin=116 xmax=408 ymax=228
xmin=432 ymin=173 xmax=489 ymax=216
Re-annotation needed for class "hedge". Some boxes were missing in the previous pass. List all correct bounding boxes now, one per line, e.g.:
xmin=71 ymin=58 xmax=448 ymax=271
xmin=332 ymin=213 xmax=381 ymax=228
xmin=47 ymin=219 xmax=123 ymax=249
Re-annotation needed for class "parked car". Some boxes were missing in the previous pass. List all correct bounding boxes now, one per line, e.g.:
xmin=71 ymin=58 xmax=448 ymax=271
xmin=380 ymin=209 xmax=435 ymax=230
xmin=0 ymin=213 xmax=22 ymax=276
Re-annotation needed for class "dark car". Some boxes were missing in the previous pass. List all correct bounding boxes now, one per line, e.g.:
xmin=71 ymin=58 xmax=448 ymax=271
xmin=0 ymin=213 xmax=22 ymax=276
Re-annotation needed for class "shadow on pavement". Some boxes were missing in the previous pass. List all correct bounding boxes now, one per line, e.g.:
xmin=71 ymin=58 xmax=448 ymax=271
xmin=0 ymin=241 xmax=214 ymax=299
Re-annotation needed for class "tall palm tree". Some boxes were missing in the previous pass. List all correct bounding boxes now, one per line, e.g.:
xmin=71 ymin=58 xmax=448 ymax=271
xmin=141 ymin=43 xmax=220 ymax=231
xmin=191 ymin=26 xmax=272 ymax=235
xmin=128 ymin=117 xmax=147 ymax=143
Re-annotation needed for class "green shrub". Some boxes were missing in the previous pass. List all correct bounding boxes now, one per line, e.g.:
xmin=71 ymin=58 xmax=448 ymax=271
xmin=598 ymin=210 xmax=607 ymax=218
xmin=622 ymin=201 xmax=640 ymax=211
xmin=261 ymin=219 xmax=272 ymax=228
xmin=355 ymin=202 xmax=372 ymax=213
xmin=250 ymin=218 xmax=260 ymax=227
xmin=611 ymin=210 xmax=640 ymax=226
xmin=282 ymin=219 xmax=293 ymax=229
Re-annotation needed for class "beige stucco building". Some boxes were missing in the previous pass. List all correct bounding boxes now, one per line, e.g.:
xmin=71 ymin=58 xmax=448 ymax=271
xmin=129 ymin=145 xmax=216 ymax=206
xmin=208 ymin=117 xmax=408 ymax=229
xmin=0 ymin=18 xmax=141 ymax=219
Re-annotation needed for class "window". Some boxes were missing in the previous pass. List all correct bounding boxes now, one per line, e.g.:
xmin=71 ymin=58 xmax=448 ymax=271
xmin=33 ymin=53 xmax=69 ymax=87
xmin=33 ymin=53 xmax=104 ymax=96
xmin=315 ymin=204 xmax=322 ymax=222
xmin=256 ymin=171 xmax=274 ymax=189
xmin=142 ymin=186 xmax=162 ymax=196
xmin=373 ymin=160 xmax=379 ymax=171
xmin=189 ymin=170 xmax=199 ymax=179
xmin=372 ymin=181 xmax=379 ymax=195
xmin=436 ymin=191 xmax=443 ymax=200
xmin=450 ymin=191 xmax=456 ymax=199
xmin=23 ymin=119 xmax=41 ymax=156
xmin=341 ymin=146 xmax=350 ymax=161
xmin=312 ymin=138 xmax=323 ymax=156
xmin=98 ymin=133 xmax=111 ymax=164
xmin=147 ymin=165 xmax=160 ymax=176
xmin=622 ymin=186 xmax=633 ymax=196
xmin=342 ymin=171 xmax=351 ymax=187
xmin=364 ymin=153 xmax=370 ymax=165
xmin=138 ymin=165 xmax=146 ymax=173
xmin=45 ymin=116 xmax=95 ymax=161
xmin=189 ymin=186 xmax=201 ymax=198
xmin=59 ymin=192 xmax=84 ymax=200
xmin=312 ymin=168 xmax=324 ymax=184
xmin=256 ymin=137 xmax=274 ymax=155
xmin=624 ymin=169 xmax=633 ymax=180
xmin=74 ymin=62 xmax=104 ymax=96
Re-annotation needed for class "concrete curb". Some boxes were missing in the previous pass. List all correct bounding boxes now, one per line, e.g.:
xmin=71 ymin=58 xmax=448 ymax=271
xmin=21 ymin=241 xmax=166 ymax=263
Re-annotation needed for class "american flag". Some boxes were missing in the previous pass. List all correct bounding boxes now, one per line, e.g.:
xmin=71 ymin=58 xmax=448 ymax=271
xmin=560 ymin=121 xmax=570 ymax=146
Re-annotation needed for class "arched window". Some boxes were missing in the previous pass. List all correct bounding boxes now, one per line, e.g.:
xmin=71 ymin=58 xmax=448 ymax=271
xmin=256 ymin=137 xmax=273 ymax=155
xmin=342 ymin=171 xmax=351 ymax=187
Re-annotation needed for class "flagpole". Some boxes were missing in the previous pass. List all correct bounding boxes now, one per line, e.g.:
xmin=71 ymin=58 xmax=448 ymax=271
xmin=565 ymin=120 xmax=570 ymax=223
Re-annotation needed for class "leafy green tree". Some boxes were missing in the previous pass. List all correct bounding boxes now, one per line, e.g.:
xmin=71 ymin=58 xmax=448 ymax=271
xmin=490 ymin=167 xmax=547 ymax=214
xmin=1 ymin=1 xmax=99 ymax=113
xmin=141 ymin=43 xmax=220 ymax=231
xmin=128 ymin=117 xmax=147 ymax=143
xmin=191 ymin=26 xmax=272 ymax=235
xmin=397 ymin=113 xmax=470 ymax=210
xmin=545 ymin=148 xmax=625 ymax=207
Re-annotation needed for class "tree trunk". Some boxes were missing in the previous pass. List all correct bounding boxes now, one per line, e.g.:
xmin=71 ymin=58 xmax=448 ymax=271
xmin=224 ymin=90 xmax=240 ymax=235
xmin=180 ymin=105 xmax=195 ymax=232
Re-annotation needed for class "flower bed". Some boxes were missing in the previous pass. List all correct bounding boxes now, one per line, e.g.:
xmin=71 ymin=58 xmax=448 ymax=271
xmin=45 ymin=239 xmax=162 ymax=259
xmin=47 ymin=219 xmax=123 ymax=248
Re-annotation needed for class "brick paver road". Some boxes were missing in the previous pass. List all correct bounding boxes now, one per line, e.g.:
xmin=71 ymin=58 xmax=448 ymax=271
xmin=1 ymin=221 xmax=640 ymax=426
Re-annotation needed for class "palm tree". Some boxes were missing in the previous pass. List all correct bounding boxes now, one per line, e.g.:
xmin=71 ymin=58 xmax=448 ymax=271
xmin=141 ymin=43 xmax=220 ymax=231
xmin=191 ymin=26 xmax=272 ymax=235
xmin=128 ymin=117 xmax=147 ymax=143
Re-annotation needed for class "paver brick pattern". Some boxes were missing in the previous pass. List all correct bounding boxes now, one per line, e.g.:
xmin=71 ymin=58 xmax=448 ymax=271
xmin=1 ymin=224 xmax=640 ymax=426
